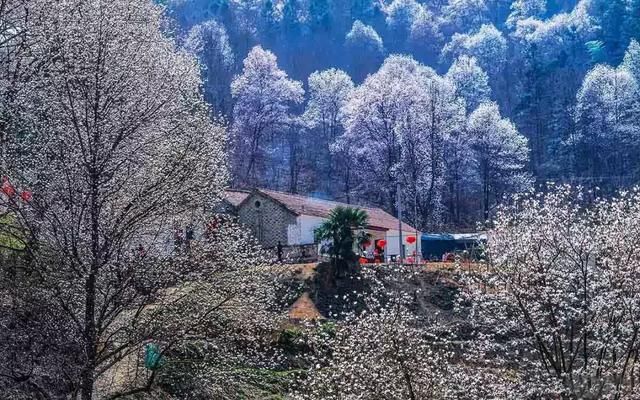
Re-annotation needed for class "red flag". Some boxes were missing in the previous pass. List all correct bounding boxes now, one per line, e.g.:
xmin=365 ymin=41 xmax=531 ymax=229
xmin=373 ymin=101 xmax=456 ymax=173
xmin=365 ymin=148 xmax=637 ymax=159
xmin=2 ymin=180 xmax=15 ymax=197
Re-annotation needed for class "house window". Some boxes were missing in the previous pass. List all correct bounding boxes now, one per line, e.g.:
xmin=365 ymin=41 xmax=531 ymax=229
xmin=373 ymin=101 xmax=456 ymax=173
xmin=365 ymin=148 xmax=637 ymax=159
xmin=254 ymin=200 xmax=262 ymax=208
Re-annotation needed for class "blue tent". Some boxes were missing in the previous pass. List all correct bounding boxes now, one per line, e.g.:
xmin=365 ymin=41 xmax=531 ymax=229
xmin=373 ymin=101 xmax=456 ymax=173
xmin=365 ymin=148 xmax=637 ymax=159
xmin=421 ymin=232 xmax=486 ymax=261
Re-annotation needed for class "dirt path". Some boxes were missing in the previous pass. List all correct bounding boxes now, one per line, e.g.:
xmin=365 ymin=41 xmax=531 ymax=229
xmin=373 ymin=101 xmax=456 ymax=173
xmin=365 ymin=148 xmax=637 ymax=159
xmin=288 ymin=292 xmax=324 ymax=320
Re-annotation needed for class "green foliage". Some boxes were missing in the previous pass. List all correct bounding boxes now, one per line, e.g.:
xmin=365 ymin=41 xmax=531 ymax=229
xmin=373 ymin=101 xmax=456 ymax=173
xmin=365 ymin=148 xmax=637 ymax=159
xmin=227 ymin=368 xmax=299 ymax=399
xmin=158 ymin=340 xmax=301 ymax=399
xmin=585 ymin=40 xmax=605 ymax=64
xmin=278 ymin=326 xmax=308 ymax=354
xmin=313 ymin=206 xmax=369 ymax=268
xmin=318 ymin=320 xmax=336 ymax=338
xmin=0 ymin=214 xmax=26 ymax=252
xmin=144 ymin=343 xmax=164 ymax=370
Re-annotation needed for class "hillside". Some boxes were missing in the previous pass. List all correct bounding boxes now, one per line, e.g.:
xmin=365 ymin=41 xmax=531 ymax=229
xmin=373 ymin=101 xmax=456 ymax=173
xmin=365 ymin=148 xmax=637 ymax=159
xmin=165 ymin=0 xmax=640 ymax=229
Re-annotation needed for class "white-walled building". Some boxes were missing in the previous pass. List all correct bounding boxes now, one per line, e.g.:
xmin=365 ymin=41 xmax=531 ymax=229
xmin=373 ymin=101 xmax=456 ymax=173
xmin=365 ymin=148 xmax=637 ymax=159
xmin=224 ymin=188 xmax=421 ymax=260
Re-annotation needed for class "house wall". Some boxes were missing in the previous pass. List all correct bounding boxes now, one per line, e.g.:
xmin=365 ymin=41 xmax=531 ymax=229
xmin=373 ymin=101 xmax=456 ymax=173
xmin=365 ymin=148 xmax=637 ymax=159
xmin=295 ymin=215 xmax=326 ymax=245
xmin=235 ymin=191 xmax=422 ymax=258
xmin=237 ymin=193 xmax=297 ymax=248
xmin=386 ymin=230 xmax=422 ymax=259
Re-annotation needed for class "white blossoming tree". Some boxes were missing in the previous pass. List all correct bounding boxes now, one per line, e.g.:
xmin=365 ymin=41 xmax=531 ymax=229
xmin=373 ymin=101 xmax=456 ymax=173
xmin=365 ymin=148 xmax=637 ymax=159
xmin=467 ymin=102 xmax=531 ymax=221
xmin=230 ymin=45 xmax=304 ymax=187
xmin=292 ymin=265 xmax=457 ymax=400
xmin=446 ymin=55 xmax=492 ymax=113
xmin=0 ymin=0 xmax=62 ymax=171
xmin=341 ymin=55 xmax=466 ymax=228
xmin=344 ymin=20 xmax=385 ymax=81
xmin=506 ymin=0 xmax=547 ymax=28
xmin=184 ymin=20 xmax=235 ymax=116
xmin=303 ymin=68 xmax=354 ymax=198
xmin=460 ymin=186 xmax=640 ymax=398
xmin=0 ymin=0 xmax=282 ymax=398
xmin=384 ymin=0 xmax=423 ymax=48
xmin=442 ymin=24 xmax=507 ymax=78
xmin=623 ymin=39 xmax=640 ymax=82
xmin=572 ymin=64 xmax=639 ymax=180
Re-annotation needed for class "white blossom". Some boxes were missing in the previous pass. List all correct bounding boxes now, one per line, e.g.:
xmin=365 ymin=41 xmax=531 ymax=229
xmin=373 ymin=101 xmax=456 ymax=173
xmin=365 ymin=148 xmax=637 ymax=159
xmin=230 ymin=45 xmax=304 ymax=187
xmin=446 ymin=55 xmax=492 ymax=113
xmin=0 ymin=0 xmax=283 ymax=398
xmin=442 ymin=24 xmax=507 ymax=75
xmin=460 ymin=186 xmax=640 ymax=398
xmin=345 ymin=20 xmax=384 ymax=55
xmin=467 ymin=102 xmax=531 ymax=220
xmin=341 ymin=55 xmax=465 ymax=228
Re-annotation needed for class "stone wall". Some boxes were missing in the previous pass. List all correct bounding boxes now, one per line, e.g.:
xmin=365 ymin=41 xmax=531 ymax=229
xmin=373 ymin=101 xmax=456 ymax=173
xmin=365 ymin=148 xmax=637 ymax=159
xmin=237 ymin=192 xmax=297 ymax=248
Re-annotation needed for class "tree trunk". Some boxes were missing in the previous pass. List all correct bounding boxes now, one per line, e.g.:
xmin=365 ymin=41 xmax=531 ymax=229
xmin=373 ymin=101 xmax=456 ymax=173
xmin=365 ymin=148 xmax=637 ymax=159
xmin=81 ymin=165 xmax=100 ymax=400
xmin=81 ymin=271 xmax=97 ymax=400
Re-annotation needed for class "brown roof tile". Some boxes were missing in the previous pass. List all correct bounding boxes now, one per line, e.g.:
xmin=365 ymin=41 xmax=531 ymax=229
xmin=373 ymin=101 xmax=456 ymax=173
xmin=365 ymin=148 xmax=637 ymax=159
xmin=224 ymin=189 xmax=251 ymax=207
xmin=256 ymin=188 xmax=417 ymax=232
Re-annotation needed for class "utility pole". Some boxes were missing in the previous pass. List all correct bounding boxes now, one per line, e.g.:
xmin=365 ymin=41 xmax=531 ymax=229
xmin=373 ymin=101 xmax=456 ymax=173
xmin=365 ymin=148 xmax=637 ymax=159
xmin=1 ymin=122 xmax=6 ymax=175
xmin=414 ymin=190 xmax=419 ymax=265
xmin=397 ymin=181 xmax=404 ymax=263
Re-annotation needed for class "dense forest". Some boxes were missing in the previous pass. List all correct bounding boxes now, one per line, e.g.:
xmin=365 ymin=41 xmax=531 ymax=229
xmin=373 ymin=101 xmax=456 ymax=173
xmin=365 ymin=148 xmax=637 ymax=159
xmin=165 ymin=0 xmax=640 ymax=229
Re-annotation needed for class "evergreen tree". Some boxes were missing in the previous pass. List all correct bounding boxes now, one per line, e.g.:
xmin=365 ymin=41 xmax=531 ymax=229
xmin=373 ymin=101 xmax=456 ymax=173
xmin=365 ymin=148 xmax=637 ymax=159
xmin=626 ymin=0 xmax=640 ymax=42
xmin=314 ymin=206 xmax=369 ymax=272
xmin=260 ymin=0 xmax=279 ymax=40
xmin=596 ymin=0 xmax=628 ymax=62
xmin=309 ymin=0 xmax=332 ymax=32
xmin=350 ymin=0 xmax=376 ymax=21
xmin=282 ymin=0 xmax=302 ymax=36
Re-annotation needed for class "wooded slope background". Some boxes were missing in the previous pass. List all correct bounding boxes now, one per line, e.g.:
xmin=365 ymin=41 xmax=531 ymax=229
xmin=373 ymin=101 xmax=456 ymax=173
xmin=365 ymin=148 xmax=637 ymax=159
xmin=165 ymin=0 xmax=640 ymax=229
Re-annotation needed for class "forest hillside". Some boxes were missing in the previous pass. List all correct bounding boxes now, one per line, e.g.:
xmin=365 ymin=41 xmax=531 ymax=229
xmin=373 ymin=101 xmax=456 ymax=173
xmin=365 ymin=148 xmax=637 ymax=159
xmin=166 ymin=0 xmax=640 ymax=229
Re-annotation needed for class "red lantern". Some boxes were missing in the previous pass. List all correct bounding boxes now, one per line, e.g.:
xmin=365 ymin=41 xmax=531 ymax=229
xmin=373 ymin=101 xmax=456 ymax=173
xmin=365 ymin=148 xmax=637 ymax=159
xmin=20 ymin=190 xmax=32 ymax=202
xmin=406 ymin=236 xmax=416 ymax=244
xmin=2 ymin=180 xmax=15 ymax=197
xmin=378 ymin=240 xmax=387 ymax=248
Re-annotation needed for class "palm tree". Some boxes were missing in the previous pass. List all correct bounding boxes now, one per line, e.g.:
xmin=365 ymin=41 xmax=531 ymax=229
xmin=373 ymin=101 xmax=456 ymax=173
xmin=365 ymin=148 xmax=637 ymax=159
xmin=314 ymin=206 xmax=370 ymax=273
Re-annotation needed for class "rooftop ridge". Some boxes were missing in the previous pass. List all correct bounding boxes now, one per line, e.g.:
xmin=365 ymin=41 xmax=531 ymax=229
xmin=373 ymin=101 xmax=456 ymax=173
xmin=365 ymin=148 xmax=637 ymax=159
xmin=256 ymin=188 xmax=382 ymax=212
xmin=250 ymin=188 xmax=417 ymax=232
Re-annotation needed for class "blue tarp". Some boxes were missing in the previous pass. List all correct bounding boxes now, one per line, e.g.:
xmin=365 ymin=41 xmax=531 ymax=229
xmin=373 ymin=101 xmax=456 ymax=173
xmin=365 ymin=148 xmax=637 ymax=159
xmin=421 ymin=232 xmax=486 ymax=260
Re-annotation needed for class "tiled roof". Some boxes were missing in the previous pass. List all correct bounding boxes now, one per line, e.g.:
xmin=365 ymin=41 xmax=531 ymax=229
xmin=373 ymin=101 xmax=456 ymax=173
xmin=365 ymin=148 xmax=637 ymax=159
xmin=256 ymin=188 xmax=418 ymax=232
xmin=224 ymin=189 xmax=251 ymax=207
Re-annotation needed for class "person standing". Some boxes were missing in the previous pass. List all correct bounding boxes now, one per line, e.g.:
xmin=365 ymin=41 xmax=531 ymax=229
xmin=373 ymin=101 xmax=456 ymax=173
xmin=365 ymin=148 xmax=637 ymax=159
xmin=277 ymin=241 xmax=283 ymax=263
xmin=185 ymin=225 xmax=194 ymax=253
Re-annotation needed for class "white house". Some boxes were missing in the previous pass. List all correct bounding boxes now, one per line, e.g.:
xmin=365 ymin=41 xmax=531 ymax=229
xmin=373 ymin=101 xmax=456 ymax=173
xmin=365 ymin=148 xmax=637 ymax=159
xmin=224 ymin=188 xmax=421 ymax=261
